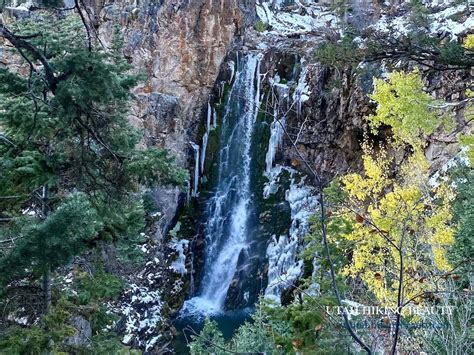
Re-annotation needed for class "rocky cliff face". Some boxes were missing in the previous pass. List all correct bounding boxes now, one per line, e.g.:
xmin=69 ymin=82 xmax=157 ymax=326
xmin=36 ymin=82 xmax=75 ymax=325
xmin=94 ymin=0 xmax=252 ymax=163
xmin=3 ymin=0 xmax=466 ymax=352
xmin=246 ymin=0 xmax=471 ymax=184
xmin=89 ymin=1 xmax=257 ymax=352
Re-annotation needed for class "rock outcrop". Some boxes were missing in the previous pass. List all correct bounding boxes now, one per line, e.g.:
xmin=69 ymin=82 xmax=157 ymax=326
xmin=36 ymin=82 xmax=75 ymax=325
xmin=95 ymin=0 xmax=249 ymax=163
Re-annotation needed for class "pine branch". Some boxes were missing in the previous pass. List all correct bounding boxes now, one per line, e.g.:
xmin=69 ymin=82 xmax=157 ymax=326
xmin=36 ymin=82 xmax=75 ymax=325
xmin=0 ymin=24 xmax=59 ymax=93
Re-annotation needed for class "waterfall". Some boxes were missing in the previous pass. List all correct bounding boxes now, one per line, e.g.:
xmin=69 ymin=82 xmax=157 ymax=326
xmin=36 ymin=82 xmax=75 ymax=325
xmin=181 ymin=53 xmax=262 ymax=315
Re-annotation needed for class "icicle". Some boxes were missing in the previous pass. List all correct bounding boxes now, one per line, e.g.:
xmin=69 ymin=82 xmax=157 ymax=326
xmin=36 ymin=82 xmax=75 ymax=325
xmin=212 ymin=107 xmax=217 ymax=129
xmin=186 ymin=180 xmax=191 ymax=204
xmin=265 ymin=110 xmax=285 ymax=173
xmin=227 ymin=60 xmax=235 ymax=84
xmin=293 ymin=61 xmax=310 ymax=118
xmin=199 ymin=102 xmax=213 ymax=175
xmin=189 ymin=142 xmax=200 ymax=197
xmin=263 ymin=165 xmax=284 ymax=199
xmin=264 ymin=72 xmax=288 ymax=174
xmin=264 ymin=169 xmax=318 ymax=304
xmin=200 ymin=133 xmax=208 ymax=174
xmin=206 ymin=102 xmax=211 ymax=132
xmin=218 ymin=81 xmax=225 ymax=103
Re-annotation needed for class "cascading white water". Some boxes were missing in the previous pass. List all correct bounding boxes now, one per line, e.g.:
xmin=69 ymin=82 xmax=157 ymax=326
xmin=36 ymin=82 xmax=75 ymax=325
xmin=181 ymin=54 xmax=262 ymax=315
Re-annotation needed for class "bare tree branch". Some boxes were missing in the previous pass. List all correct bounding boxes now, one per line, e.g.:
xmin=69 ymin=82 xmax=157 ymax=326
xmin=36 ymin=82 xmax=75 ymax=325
xmin=260 ymin=88 xmax=373 ymax=354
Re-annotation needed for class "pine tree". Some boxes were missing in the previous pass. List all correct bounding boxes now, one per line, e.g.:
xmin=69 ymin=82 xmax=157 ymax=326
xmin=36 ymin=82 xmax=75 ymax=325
xmin=0 ymin=12 xmax=187 ymax=314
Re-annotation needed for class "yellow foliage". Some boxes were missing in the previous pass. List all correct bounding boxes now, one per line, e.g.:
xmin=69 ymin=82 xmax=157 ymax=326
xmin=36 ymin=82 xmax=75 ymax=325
xmin=336 ymin=143 xmax=455 ymax=307
xmin=321 ymin=70 xmax=459 ymax=312
xmin=463 ymin=34 xmax=474 ymax=49
xmin=368 ymin=70 xmax=437 ymax=150
xmin=342 ymin=143 xmax=390 ymax=201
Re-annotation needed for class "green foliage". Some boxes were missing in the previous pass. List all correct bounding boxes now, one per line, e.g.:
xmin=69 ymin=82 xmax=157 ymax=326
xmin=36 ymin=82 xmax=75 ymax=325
xmin=188 ymin=311 xmax=276 ymax=354
xmin=0 ymin=292 xmax=138 ymax=354
xmin=330 ymin=0 xmax=351 ymax=20
xmin=125 ymin=148 xmax=188 ymax=188
xmin=407 ymin=0 xmax=430 ymax=28
xmin=0 ymin=14 xmax=186 ymax=199
xmin=0 ymin=299 xmax=75 ymax=354
xmin=420 ymin=282 xmax=473 ymax=354
xmin=0 ymin=193 xmax=101 ymax=283
xmin=439 ymin=41 xmax=465 ymax=65
xmin=189 ymin=318 xmax=226 ymax=355
xmin=254 ymin=20 xmax=267 ymax=33
xmin=460 ymin=134 xmax=474 ymax=164
xmin=75 ymin=265 xmax=124 ymax=305
xmin=0 ymin=11 xmax=187 ymax=354
xmin=315 ymin=36 xmax=362 ymax=70
xmin=0 ymin=13 xmax=187 ymax=286
xmin=314 ymin=15 xmax=473 ymax=72
xmin=92 ymin=334 xmax=142 ymax=355
xmin=264 ymin=298 xmax=332 ymax=353
xmin=449 ymin=167 xmax=474 ymax=286
xmin=230 ymin=309 xmax=275 ymax=353
xmin=189 ymin=299 xmax=351 ymax=354
xmin=59 ymin=265 xmax=123 ymax=338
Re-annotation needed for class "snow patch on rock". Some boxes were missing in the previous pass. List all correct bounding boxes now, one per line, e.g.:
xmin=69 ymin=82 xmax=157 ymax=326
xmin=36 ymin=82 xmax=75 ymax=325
xmin=256 ymin=1 xmax=338 ymax=36
xmin=370 ymin=3 xmax=472 ymax=40
xmin=169 ymin=238 xmax=189 ymax=275
xmin=114 ymin=284 xmax=163 ymax=351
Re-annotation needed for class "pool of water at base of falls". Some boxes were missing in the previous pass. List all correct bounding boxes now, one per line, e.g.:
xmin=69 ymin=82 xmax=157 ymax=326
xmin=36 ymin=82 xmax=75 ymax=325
xmin=172 ymin=308 xmax=252 ymax=354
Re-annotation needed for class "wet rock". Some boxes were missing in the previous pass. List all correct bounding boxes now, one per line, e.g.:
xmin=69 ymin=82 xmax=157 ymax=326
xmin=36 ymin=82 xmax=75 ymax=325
xmin=224 ymin=257 xmax=266 ymax=310
xmin=64 ymin=316 xmax=92 ymax=348
xmin=150 ymin=187 xmax=185 ymax=241
xmin=97 ymin=0 xmax=244 ymax=165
